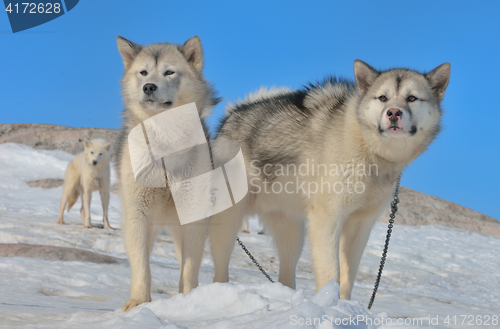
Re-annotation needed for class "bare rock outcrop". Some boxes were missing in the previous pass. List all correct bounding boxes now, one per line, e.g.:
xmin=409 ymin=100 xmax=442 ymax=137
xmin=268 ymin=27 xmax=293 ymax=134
xmin=0 ymin=123 xmax=118 ymax=161
xmin=27 ymin=178 xmax=64 ymax=189
xmin=0 ymin=244 xmax=120 ymax=264
xmin=26 ymin=178 xmax=120 ymax=194
xmin=378 ymin=187 xmax=500 ymax=236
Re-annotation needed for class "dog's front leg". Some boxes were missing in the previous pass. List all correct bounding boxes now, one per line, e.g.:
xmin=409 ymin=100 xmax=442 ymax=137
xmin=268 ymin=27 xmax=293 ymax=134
xmin=170 ymin=222 xmax=206 ymax=294
xmin=338 ymin=212 xmax=377 ymax=300
xmin=307 ymin=203 xmax=345 ymax=294
xmin=122 ymin=205 xmax=153 ymax=311
xmin=82 ymin=189 xmax=92 ymax=228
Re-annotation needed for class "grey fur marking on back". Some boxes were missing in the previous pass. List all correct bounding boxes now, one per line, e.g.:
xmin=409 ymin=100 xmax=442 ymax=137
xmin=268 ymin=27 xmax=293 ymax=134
xmin=217 ymin=77 xmax=356 ymax=181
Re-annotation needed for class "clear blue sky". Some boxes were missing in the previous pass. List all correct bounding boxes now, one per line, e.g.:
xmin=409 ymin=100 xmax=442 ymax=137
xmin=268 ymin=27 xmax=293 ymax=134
xmin=1 ymin=0 xmax=499 ymax=220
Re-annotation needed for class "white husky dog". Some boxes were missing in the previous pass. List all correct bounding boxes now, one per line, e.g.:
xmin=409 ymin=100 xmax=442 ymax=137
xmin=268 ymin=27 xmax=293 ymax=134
xmin=114 ymin=36 xmax=220 ymax=311
xmin=58 ymin=138 xmax=111 ymax=229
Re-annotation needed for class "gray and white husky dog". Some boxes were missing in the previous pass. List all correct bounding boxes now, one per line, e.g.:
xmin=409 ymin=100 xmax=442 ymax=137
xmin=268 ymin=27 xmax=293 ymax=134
xmin=209 ymin=60 xmax=450 ymax=300
xmin=114 ymin=35 xmax=219 ymax=311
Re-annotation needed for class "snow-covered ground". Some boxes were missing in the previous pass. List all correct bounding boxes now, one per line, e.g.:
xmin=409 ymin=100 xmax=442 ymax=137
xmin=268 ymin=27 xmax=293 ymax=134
xmin=0 ymin=143 xmax=499 ymax=328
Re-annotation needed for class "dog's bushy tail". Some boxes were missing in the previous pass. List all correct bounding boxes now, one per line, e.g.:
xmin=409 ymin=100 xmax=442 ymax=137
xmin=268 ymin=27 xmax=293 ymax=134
xmin=67 ymin=190 xmax=79 ymax=212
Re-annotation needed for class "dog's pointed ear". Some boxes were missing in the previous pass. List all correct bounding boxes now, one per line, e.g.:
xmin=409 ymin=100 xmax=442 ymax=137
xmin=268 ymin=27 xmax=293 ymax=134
xmin=425 ymin=63 xmax=451 ymax=100
xmin=84 ymin=138 xmax=90 ymax=149
xmin=117 ymin=36 xmax=142 ymax=70
xmin=181 ymin=36 xmax=204 ymax=73
xmin=354 ymin=60 xmax=379 ymax=94
xmin=104 ymin=143 xmax=111 ymax=151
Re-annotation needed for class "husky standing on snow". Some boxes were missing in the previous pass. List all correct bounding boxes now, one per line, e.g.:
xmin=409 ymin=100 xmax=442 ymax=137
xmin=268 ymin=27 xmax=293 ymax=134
xmin=210 ymin=60 xmax=450 ymax=300
xmin=58 ymin=138 xmax=111 ymax=229
xmin=114 ymin=36 xmax=219 ymax=311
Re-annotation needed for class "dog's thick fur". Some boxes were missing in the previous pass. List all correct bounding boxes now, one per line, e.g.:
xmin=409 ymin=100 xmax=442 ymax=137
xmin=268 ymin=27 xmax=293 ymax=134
xmin=58 ymin=138 xmax=111 ymax=229
xmin=210 ymin=60 xmax=450 ymax=299
xmin=114 ymin=36 xmax=219 ymax=311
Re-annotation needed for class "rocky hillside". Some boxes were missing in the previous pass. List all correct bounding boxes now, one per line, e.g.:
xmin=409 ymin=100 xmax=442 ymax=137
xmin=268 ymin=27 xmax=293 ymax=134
xmin=1 ymin=123 xmax=499 ymax=236
xmin=0 ymin=123 xmax=118 ymax=160
xmin=379 ymin=186 xmax=500 ymax=236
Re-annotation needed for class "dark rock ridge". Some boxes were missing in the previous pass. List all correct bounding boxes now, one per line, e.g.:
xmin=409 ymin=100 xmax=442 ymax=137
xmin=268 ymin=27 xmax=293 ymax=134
xmin=27 ymin=178 xmax=119 ymax=194
xmin=0 ymin=244 xmax=120 ymax=264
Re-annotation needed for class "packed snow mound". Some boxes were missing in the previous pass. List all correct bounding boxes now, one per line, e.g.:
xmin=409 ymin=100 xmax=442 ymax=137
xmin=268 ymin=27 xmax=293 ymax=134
xmin=60 ymin=281 xmax=386 ymax=329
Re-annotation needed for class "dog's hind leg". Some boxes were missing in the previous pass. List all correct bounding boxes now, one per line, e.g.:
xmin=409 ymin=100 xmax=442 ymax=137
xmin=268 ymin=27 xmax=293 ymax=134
xmin=208 ymin=202 xmax=245 ymax=283
xmin=58 ymin=191 xmax=69 ymax=225
xmin=58 ymin=178 xmax=78 ymax=225
xmin=262 ymin=211 xmax=305 ymax=289
xmin=100 ymin=181 xmax=111 ymax=229
xmin=80 ymin=198 xmax=85 ymax=224
xmin=241 ymin=216 xmax=250 ymax=233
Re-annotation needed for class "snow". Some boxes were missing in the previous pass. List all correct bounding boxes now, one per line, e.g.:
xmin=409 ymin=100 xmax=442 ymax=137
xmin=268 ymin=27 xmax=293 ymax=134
xmin=0 ymin=142 xmax=499 ymax=328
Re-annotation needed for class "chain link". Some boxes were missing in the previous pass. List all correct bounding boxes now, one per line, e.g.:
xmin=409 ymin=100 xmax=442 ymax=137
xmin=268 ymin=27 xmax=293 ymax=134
xmin=236 ymin=237 xmax=275 ymax=283
xmin=368 ymin=175 xmax=401 ymax=309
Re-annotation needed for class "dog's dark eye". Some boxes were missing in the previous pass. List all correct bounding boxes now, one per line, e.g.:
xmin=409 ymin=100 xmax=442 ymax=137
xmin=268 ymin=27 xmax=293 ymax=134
xmin=407 ymin=95 xmax=418 ymax=102
xmin=140 ymin=70 xmax=148 ymax=76
xmin=99 ymin=153 xmax=102 ymax=156
xmin=164 ymin=70 xmax=174 ymax=76
xmin=378 ymin=95 xmax=387 ymax=102
xmin=90 ymin=151 xmax=94 ymax=155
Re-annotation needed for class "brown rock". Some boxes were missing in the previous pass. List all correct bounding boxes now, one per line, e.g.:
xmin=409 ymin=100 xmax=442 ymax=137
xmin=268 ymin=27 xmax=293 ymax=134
xmin=27 ymin=178 xmax=64 ymax=189
xmin=377 ymin=186 xmax=500 ymax=236
xmin=0 ymin=123 xmax=118 ymax=161
xmin=0 ymin=244 xmax=120 ymax=264
xmin=26 ymin=178 xmax=120 ymax=194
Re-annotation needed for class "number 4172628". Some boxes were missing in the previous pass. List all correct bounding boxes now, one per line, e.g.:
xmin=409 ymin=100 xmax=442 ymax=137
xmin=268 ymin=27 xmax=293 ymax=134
xmin=5 ymin=2 xmax=62 ymax=14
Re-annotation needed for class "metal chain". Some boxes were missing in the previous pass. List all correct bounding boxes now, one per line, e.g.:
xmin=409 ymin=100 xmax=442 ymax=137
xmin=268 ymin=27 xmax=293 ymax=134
xmin=368 ymin=175 xmax=402 ymax=309
xmin=235 ymin=174 xmax=401 ymax=306
xmin=236 ymin=237 xmax=275 ymax=283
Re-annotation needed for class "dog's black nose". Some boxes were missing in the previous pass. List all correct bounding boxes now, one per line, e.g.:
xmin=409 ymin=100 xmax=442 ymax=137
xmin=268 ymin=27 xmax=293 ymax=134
xmin=143 ymin=83 xmax=157 ymax=95
xmin=386 ymin=108 xmax=402 ymax=122
xmin=92 ymin=160 xmax=97 ymax=166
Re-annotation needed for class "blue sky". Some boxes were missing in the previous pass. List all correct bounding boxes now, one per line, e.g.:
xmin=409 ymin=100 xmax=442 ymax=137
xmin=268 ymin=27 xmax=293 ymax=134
xmin=1 ymin=0 xmax=499 ymax=220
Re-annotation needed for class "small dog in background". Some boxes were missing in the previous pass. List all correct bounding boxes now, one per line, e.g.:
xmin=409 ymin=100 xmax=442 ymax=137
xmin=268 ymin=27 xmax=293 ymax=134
xmin=241 ymin=216 xmax=265 ymax=234
xmin=58 ymin=138 xmax=112 ymax=229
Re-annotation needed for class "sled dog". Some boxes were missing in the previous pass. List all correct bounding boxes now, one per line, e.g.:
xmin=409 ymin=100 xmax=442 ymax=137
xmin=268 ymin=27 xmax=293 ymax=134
xmin=114 ymin=36 xmax=219 ymax=311
xmin=58 ymin=138 xmax=111 ymax=229
xmin=241 ymin=216 xmax=265 ymax=234
xmin=210 ymin=60 xmax=450 ymax=299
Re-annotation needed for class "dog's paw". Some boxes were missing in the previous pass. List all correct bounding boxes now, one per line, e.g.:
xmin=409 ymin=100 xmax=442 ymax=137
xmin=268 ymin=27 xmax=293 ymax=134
xmin=123 ymin=299 xmax=144 ymax=312
xmin=241 ymin=229 xmax=250 ymax=234
xmin=83 ymin=224 xmax=92 ymax=229
xmin=57 ymin=220 xmax=65 ymax=225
